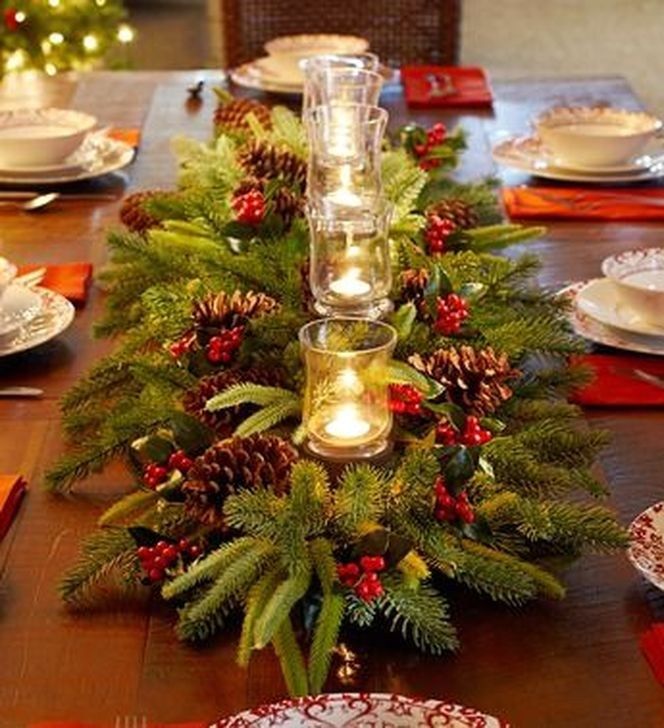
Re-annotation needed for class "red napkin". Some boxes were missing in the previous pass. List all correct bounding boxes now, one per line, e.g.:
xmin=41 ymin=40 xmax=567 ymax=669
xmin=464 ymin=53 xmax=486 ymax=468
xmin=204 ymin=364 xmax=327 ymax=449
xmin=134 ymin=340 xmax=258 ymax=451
xmin=0 ymin=474 xmax=27 ymax=542
xmin=401 ymin=66 xmax=493 ymax=108
xmin=107 ymin=127 xmax=142 ymax=149
xmin=502 ymin=186 xmax=664 ymax=221
xmin=17 ymin=263 xmax=93 ymax=306
xmin=569 ymin=353 xmax=664 ymax=407
xmin=641 ymin=624 xmax=664 ymax=685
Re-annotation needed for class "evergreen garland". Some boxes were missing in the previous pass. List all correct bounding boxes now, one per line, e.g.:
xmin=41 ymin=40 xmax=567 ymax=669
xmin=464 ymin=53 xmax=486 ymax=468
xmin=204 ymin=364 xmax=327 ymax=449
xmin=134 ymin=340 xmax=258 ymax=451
xmin=52 ymin=97 xmax=626 ymax=696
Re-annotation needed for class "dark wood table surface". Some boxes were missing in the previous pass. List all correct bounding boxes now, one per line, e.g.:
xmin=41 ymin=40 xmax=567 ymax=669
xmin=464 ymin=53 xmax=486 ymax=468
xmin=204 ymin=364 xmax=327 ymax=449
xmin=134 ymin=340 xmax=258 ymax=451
xmin=0 ymin=70 xmax=663 ymax=728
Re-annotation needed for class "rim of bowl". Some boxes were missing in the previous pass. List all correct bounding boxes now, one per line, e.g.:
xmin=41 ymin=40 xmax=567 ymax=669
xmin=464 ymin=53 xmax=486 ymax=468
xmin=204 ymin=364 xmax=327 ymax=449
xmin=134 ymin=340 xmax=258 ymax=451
xmin=601 ymin=247 xmax=664 ymax=290
xmin=535 ymin=106 xmax=662 ymax=136
xmin=265 ymin=33 xmax=369 ymax=56
xmin=0 ymin=108 xmax=98 ymax=141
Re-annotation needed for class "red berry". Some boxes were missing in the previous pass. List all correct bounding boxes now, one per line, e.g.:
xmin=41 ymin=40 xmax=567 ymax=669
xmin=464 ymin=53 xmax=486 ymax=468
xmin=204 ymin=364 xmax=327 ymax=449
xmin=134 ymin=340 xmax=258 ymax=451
xmin=137 ymin=546 xmax=151 ymax=561
xmin=425 ymin=214 xmax=456 ymax=255
xmin=355 ymin=578 xmax=374 ymax=602
xmin=389 ymin=383 xmax=423 ymax=416
xmin=148 ymin=568 xmax=164 ymax=582
xmin=4 ymin=8 xmax=20 ymax=32
xmin=360 ymin=555 xmax=386 ymax=573
xmin=188 ymin=544 xmax=202 ymax=558
xmin=434 ymin=293 xmax=469 ymax=335
xmin=435 ymin=420 xmax=458 ymax=446
xmin=163 ymin=546 xmax=178 ymax=562
xmin=178 ymin=538 xmax=190 ymax=551
xmin=232 ymin=190 xmax=266 ymax=225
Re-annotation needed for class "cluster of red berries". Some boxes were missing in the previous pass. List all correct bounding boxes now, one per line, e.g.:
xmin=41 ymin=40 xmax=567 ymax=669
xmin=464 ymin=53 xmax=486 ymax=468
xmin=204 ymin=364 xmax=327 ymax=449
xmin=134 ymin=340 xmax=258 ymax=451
xmin=337 ymin=555 xmax=386 ymax=603
xmin=424 ymin=214 xmax=457 ymax=255
xmin=413 ymin=123 xmax=448 ymax=171
xmin=389 ymin=384 xmax=424 ymax=416
xmin=436 ymin=416 xmax=493 ymax=447
xmin=4 ymin=8 xmax=20 ymax=31
xmin=136 ymin=538 xmax=203 ymax=583
xmin=433 ymin=477 xmax=475 ymax=524
xmin=142 ymin=449 xmax=194 ymax=489
xmin=232 ymin=190 xmax=266 ymax=225
xmin=206 ymin=326 xmax=244 ymax=364
xmin=434 ymin=293 xmax=470 ymax=335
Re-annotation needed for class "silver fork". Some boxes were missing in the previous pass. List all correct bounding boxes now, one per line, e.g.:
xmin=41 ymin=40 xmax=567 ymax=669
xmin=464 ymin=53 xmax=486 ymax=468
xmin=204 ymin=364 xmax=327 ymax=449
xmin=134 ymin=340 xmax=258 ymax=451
xmin=114 ymin=717 xmax=147 ymax=728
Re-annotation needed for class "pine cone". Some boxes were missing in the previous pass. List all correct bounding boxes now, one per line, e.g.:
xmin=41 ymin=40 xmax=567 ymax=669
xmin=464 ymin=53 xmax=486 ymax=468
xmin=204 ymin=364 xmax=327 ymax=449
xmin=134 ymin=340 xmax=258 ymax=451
xmin=119 ymin=190 xmax=164 ymax=234
xmin=182 ymin=434 xmax=298 ymax=528
xmin=192 ymin=290 xmax=279 ymax=331
xmin=428 ymin=198 xmax=479 ymax=230
xmin=238 ymin=140 xmax=307 ymax=191
xmin=409 ymin=346 xmax=520 ymax=416
xmin=183 ymin=366 xmax=287 ymax=435
xmin=272 ymin=186 xmax=305 ymax=227
xmin=299 ymin=258 xmax=315 ymax=313
xmin=400 ymin=268 xmax=431 ymax=318
xmin=214 ymin=98 xmax=272 ymax=136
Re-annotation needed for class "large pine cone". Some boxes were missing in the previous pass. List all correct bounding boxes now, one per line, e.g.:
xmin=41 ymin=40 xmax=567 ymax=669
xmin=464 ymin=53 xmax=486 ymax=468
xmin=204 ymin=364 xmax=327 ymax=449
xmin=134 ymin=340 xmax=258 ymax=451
xmin=119 ymin=190 xmax=164 ymax=234
xmin=182 ymin=434 xmax=298 ymax=528
xmin=428 ymin=198 xmax=479 ymax=230
xmin=192 ymin=290 xmax=279 ymax=331
xmin=183 ymin=366 xmax=287 ymax=435
xmin=238 ymin=140 xmax=307 ymax=191
xmin=214 ymin=98 xmax=272 ymax=136
xmin=409 ymin=346 xmax=520 ymax=416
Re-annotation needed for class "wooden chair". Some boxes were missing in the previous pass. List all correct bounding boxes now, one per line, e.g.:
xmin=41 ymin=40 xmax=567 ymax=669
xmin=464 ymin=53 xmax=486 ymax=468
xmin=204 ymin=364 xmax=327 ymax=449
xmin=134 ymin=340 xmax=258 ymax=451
xmin=219 ymin=0 xmax=461 ymax=68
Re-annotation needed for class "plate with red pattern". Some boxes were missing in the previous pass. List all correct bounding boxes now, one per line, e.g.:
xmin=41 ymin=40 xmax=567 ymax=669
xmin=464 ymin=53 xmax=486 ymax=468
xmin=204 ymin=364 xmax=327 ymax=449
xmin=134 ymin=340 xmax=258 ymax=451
xmin=628 ymin=502 xmax=664 ymax=590
xmin=213 ymin=692 xmax=508 ymax=727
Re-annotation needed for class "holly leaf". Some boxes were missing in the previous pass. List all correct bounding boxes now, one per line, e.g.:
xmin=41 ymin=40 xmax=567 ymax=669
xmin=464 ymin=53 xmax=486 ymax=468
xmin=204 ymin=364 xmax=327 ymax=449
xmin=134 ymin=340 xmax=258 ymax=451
xmin=128 ymin=526 xmax=171 ymax=548
xmin=425 ymin=401 xmax=465 ymax=428
xmin=220 ymin=220 xmax=256 ymax=240
xmin=441 ymin=446 xmax=477 ymax=489
xmin=386 ymin=532 xmax=413 ymax=566
xmin=131 ymin=435 xmax=173 ymax=465
xmin=481 ymin=417 xmax=506 ymax=434
xmin=355 ymin=528 xmax=389 ymax=556
xmin=170 ymin=411 xmax=214 ymax=455
xmin=457 ymin=282 xmax=486 ymax=302
xmin=390 ymin=303 xmax=417 ymax=341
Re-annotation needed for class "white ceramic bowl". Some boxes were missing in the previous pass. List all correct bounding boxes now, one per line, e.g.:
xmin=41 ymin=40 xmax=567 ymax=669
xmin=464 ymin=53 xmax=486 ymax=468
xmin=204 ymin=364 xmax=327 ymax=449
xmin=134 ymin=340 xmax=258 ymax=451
xmin=602 ymin=248 xmax=664 ymax=329
xmin=0 ymin=108 xmax=97 ymax=167
xmin=263 ymin=34 xmax=369 ymax=83
xmin=535 ymin=106 xmax=662 ymax=167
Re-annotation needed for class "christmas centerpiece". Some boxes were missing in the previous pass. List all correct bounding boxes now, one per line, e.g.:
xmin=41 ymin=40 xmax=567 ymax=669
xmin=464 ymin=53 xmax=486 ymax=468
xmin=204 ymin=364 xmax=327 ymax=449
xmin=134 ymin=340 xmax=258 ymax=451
xmin=1 ymin=0 xmax=132 ymax=76
xmin=49 ymin=68 xmax=626 ymax=697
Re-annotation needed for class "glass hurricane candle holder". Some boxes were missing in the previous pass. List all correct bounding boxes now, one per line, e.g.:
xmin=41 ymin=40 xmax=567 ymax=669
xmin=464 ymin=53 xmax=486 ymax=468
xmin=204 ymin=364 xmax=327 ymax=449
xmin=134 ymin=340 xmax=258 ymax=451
xmin=303 ymin=65 xmax=384 ymax=110
xmin=299 ymin=317 xmax=396 ymax=459
xmin=306 ymin=203 xmax=393 ymax=318
xmin=305 ymin=104 xmax=387 ymax=213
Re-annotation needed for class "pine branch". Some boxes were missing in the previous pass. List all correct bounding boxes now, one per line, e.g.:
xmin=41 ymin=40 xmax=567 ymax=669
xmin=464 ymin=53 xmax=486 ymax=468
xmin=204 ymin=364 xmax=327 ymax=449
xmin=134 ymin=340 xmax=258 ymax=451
xmin=380 ymin=576 xmax=458 ymax=653
xmin=272 ymin=617 xmax=309 ymax=697
xmin=98 ymin=489 xmax=159 ymax=526
xmin=238 ymin=564 xmax=285 ymax=667
xmin=234 ymin=397 xmax=302 ymax=437
xmin=206 ymin=383 xmax=297 ymax=411
xmin=333 ymin=464 xmax=388 ymax=538
xmin=223 ymin=490 xmax=286 ymax=540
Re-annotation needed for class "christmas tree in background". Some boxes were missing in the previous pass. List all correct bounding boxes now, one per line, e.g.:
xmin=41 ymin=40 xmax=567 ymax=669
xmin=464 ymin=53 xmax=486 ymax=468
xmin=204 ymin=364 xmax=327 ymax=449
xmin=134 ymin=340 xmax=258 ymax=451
xmin=1 ymin=0 xmax=133 ymax=77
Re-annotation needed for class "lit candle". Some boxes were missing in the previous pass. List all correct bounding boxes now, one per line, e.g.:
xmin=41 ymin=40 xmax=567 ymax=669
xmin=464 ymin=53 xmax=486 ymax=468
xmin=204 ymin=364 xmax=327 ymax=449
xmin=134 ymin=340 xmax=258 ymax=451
xmin=329 ymin=268 xmax=371 ymax=298
xmin=324 ymin=403 xmax=371 ymax=440
xmin=326 ymin=165 xmax=362 ymax=208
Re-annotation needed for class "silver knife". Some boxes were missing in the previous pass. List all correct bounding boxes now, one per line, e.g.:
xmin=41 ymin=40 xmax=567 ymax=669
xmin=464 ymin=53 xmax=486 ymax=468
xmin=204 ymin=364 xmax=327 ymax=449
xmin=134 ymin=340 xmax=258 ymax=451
xmin=0 ymin=387 xmax=44 ymax=398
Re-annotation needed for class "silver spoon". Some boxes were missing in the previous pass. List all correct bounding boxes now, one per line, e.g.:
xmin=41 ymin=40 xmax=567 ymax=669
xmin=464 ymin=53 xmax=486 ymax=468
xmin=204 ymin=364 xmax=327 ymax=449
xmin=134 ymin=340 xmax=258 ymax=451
xmin=0 ymin=192 xmax=60 ymax=212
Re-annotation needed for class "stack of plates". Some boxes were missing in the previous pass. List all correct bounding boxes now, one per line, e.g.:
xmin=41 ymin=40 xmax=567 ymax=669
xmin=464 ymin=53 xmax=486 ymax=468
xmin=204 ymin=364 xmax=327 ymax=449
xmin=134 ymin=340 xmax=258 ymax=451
xmin=230 ymin=57 xmax=305 ymax=95
xmin=492 ymin=134 xmax=664 ymax=184
xmin=561 ymin=277 xmax=664 ymax=356
xmin=0 ymin=132 xmax=135 ymax=186
xmin=0 ymin=284 xmax=74 ymax=357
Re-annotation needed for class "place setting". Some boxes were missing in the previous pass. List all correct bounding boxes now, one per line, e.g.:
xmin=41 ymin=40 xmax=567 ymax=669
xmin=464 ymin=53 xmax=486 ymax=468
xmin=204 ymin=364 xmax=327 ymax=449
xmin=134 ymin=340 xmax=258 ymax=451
xmin=492 ymin=105 xmax=664 ymax=185
xmin=0 ymin=107 xmax=136 ymax=187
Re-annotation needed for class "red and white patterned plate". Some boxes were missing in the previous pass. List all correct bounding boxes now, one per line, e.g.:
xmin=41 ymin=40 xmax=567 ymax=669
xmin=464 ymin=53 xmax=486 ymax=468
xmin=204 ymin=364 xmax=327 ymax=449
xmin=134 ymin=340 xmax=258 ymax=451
xmin=628 ymin=502 xmax=664 ymax=590
xmin=213 ymin=692 xmax=507 ymax=727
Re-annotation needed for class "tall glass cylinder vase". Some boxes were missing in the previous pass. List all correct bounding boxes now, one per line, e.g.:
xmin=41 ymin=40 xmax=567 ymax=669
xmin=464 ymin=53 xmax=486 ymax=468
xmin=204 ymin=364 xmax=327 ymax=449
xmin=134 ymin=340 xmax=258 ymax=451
xmin=299 ymin=317 xmax=396 ymax=459
xmin=303 ymin=64 xmax=383 ymax=111
xmin=307 ymin=203 xmax=393 ymax=318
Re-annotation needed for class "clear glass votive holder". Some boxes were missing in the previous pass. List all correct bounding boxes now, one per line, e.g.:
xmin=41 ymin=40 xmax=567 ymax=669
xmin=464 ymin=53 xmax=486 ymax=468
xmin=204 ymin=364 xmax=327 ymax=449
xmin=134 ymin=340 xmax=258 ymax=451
xmin=299 ymin=317 xmax=397 ymax=459
xmin=306 ymin=203 xmax=393 ymax=319
xmin=303 ymin=65 xmax=384 ymax=110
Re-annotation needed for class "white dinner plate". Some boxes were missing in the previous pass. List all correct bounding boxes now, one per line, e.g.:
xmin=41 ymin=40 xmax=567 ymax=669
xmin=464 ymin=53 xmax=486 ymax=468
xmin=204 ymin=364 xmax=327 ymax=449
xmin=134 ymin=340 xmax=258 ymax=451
xmin=575 ymin=277 xmax=664 ymax=338
xmin=0 ymin=287 xmax=75 ymax=357
xmin=230 ymin=61 xmax=303 ymax=95
xmin=560 ymin=280 xmax=664 ymax=356
xmin=628 ymin=502 xmax=664 ymax=591
xmin=213 ymin=692 xmax=506 ymax=727
xmin=0 ymin=135 xmax=135 ymax=185
xmin=0 ymin=284 xmax=42 ymax=336
xmin=492 ymin=134 xmax=664 ymax=183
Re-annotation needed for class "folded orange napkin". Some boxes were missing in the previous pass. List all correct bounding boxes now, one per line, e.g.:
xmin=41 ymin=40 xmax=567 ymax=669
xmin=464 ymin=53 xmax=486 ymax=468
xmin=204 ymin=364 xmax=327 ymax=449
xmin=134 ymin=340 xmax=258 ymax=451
xmin=401 ymin=66 xmax=493 ymax=108
xmin=641 ymin=624 xmax=664 ymax=685
xmin=502 ymin=186 xmax=664 ymax=221
xmin=0 ymin=474 xmax=27 ymax=542
xmin=107 ymin=127 xmax=142 ymax=149
xmin=569 ymin=353 xmax=664 ymax=407
xmin=17 ymin=263 xmax=93 ymax=305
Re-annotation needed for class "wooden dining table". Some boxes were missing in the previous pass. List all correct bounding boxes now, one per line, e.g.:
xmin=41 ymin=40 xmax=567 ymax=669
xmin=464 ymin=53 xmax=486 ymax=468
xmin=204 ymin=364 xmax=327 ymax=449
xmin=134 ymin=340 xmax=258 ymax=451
xmin=0 ymin=69 xmax=663 ymax=728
